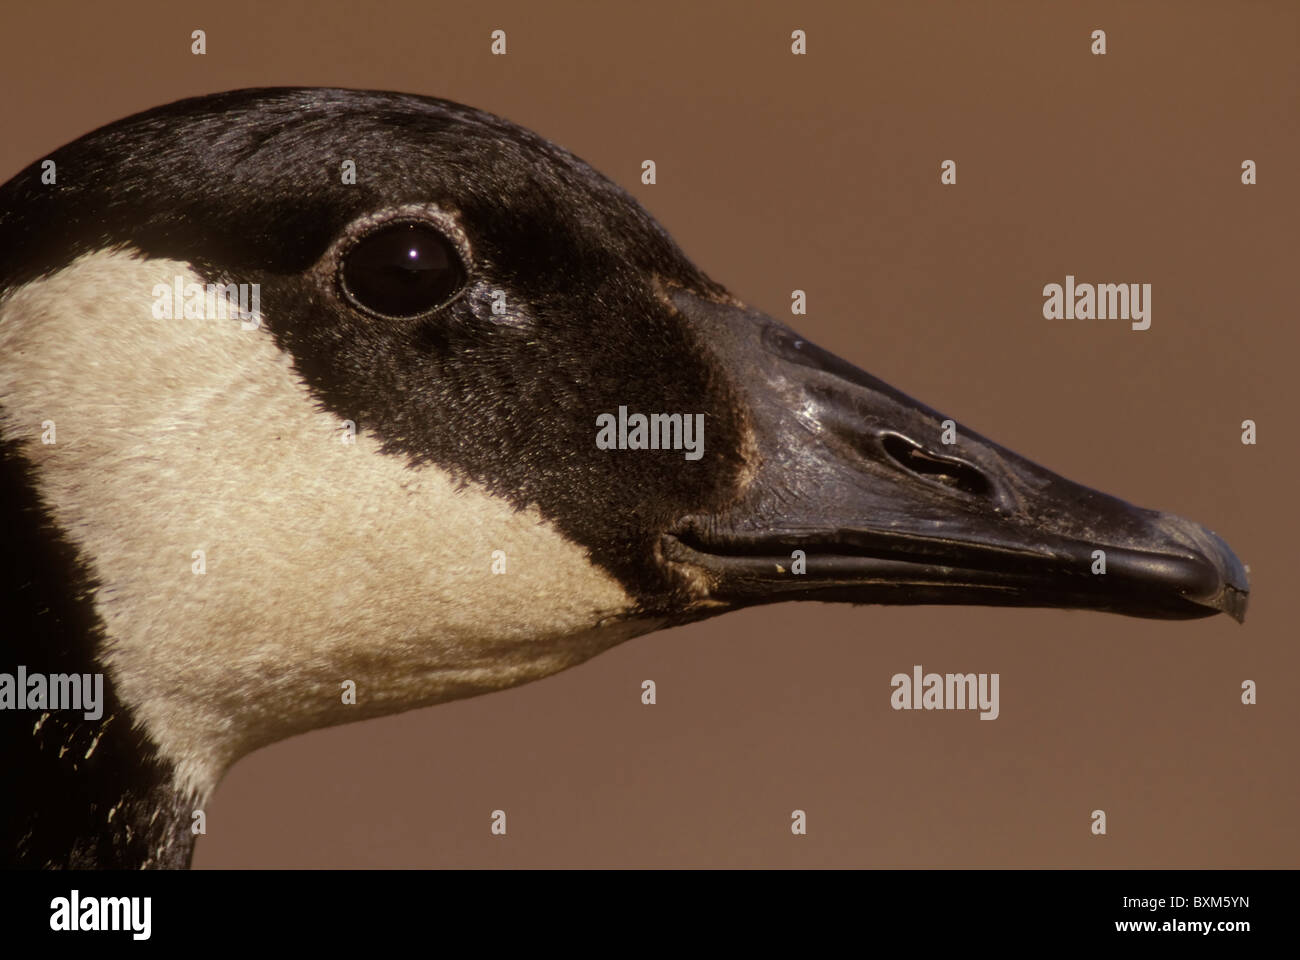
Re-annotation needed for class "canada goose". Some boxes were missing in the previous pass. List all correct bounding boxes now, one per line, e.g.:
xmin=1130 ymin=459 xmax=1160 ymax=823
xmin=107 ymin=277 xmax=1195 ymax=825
xmin=0 ymin=88 xmax=1248 ymax=869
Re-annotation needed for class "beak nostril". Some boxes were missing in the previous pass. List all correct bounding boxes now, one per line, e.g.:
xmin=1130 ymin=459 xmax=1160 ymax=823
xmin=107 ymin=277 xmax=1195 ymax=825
xmin=881 ymin=433 xmax=993 ymax=498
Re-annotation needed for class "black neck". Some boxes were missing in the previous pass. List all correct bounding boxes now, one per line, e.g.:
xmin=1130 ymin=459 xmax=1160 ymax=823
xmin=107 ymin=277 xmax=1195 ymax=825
xmin=2 ymin=439 xmax=194 ymax=869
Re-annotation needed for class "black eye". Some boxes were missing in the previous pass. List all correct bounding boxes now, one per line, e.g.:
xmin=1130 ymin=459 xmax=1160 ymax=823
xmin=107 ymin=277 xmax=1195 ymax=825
xmin=340 ymin=222 xmax=466 ymax=318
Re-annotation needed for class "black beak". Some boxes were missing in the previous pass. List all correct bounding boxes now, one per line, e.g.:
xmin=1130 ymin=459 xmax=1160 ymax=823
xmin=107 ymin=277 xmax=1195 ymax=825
xmin=663 ymin=289 xmax=1249 ymax=623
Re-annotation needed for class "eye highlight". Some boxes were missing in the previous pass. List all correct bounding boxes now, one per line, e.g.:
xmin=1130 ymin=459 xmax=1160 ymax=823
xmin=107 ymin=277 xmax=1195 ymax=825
xmin=339 ymin=221 xmax=466 ymax=318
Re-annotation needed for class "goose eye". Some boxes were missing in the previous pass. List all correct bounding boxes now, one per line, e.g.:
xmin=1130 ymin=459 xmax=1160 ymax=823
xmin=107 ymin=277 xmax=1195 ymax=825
xmin=340 ymin=222 xmax=466 ymax=317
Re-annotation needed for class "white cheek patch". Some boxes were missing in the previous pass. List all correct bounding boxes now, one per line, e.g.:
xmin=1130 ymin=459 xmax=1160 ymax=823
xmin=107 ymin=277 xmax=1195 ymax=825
xmin=0 ymin=249 xmax=648 ymax=799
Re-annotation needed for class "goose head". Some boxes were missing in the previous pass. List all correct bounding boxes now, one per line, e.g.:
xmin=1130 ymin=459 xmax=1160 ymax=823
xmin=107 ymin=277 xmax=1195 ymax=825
xmin=0 ymin=88 xmax=1247 ymax=867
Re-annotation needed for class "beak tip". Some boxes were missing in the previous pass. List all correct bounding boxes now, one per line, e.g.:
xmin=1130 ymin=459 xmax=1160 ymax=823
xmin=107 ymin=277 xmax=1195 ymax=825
xmin=1155 ymin=514 xmax=1250 ymax=623
xmin=1203 ymin=578 xmax=1249 ymax=624
xmin=1223 ymin=587 xmax=1249 ymax=624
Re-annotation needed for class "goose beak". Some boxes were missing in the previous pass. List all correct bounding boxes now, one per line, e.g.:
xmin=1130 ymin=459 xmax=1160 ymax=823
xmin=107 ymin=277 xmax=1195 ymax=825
xmin=663 ymin=289 xmax=1249 ymax=623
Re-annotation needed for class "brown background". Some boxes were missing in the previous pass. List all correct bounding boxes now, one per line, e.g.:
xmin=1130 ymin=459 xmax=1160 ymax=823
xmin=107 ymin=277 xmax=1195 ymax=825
xmin=3 ymin=1 xmax=1295 ymax=867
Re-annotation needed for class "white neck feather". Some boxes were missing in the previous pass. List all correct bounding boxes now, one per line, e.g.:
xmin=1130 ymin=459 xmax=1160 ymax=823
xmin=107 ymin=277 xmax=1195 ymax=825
xmin=0 ymin=250 xmax=649 ymax=798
